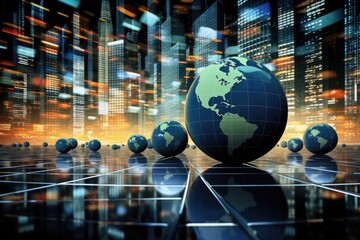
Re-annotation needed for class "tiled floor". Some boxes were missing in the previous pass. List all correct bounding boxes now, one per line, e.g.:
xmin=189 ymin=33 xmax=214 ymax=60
xmin=0 ymin=144 xmax=359 ymax=239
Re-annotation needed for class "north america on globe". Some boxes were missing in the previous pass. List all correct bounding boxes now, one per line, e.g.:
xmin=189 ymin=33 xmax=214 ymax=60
xmin=185 ymin=56 xmax=288 ymax=163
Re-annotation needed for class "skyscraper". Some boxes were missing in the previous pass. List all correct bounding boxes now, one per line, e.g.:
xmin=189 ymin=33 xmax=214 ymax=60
xmin=43 ymin=29 xmax=61 ymax=136
xmin=237 ymin=0 xmax=274 ymax=64
xmin=344 ymin=0 xmax=360 ymax=142
xmin=107 ymin=39 xmax=126 ymax=139
xmin=294 ymin=0 xmax=344 ymax=128
xmin=193 ymin=0 xmax=224 ymax=74
xmin=98 ymin=0 xmax=113 ymax=137
xmin=72 ymin=12 xmax=85 ymax=136
xmin=276 ymin=0 xmax=295 ymax=120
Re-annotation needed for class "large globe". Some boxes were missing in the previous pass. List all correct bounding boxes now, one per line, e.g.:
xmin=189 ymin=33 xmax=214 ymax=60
xmin=303 ymin=124 xmax=338 ymax=154
xmin=185 ymin=57 xmax=288 ymax=164
xmin=151 ymin=121 xmax=188 ymax=157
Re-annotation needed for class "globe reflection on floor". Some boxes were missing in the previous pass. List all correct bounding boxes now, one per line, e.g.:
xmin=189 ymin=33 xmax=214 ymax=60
xmin=305 ymin=155 xmax=338 ymax=184
xmin=55 ymin=153 xmax=73 ymax=170
xmin=88 ymin=152 xmax=101 ymax=164
xmin=187 ymin=164 xmax=288 ymax=240
xmin=128 ymin=154 xmax=148 ymax=174
xmin=152 ymin=157 xmax=188 ymax=196
xmin=287 ymin=152 xmax=303 ymax=165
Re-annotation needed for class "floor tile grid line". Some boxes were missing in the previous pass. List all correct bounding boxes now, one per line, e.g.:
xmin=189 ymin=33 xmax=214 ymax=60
xmin=190 ymin=162 xmax=261 ymax=240
xmin=243 ymin=163 xmax=360 ymax=198
xmin=0 ymin=161 xmax=149 ymax=198
xmin=0 ymin=213 xmax=168 ymax=227
xmin=0 ymin=162 xmax=102 ymax=178
xmin=0 ymin=197 xmax=182 ymax=203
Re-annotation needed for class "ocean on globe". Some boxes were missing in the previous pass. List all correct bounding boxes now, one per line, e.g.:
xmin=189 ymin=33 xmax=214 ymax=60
xmin=287 ymin=137 xmax=303 ymax=152
xmin=185 ymin=57 xmax=288 ymax=164
xmin=127 ymin=134 xmax=147 ymax=153
xmin=151 ymin=121 xmax=188 ymax=157
xmin=303 ymin=124 xmax=338 ymax=154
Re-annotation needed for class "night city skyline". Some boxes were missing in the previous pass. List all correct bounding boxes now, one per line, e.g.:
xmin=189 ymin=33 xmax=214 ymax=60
xmin=0 ymin=0 xmax=359 ymax=144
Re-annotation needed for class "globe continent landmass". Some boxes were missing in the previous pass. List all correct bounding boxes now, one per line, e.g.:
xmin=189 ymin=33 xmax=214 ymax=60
xmin=195 ymin=59 xmax=258 ymax=157
xmin=186 ymin=57 xmax=288 ymax=163
xmin=160 ymin=122 xmax=175 ymax=147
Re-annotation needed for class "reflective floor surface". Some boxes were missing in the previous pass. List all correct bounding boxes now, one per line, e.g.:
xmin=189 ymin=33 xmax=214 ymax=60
xmin=0 ymin=144 xmax=359 ymax=240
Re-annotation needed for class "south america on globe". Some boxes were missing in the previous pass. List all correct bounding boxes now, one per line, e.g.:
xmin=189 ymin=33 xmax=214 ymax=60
xmin=185 ymin=57 xmax=288 ymax=164
xmin=127 ymin=134 xmax=147 ymax=153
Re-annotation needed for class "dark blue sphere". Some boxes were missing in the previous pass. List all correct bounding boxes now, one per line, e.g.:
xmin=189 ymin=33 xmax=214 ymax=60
xmin=187 ymin=164 xmax=288 ymax=240
xmin=17 ymin=143 xmax=23 ymax=147
xmin=185 ymin=57 xmax=288 ymax=164
xmin=151 ymin=120 xmax=188 ymax=157
xmin=23 ymin=141 xmax=30 ymax=147
xmin=112 ymin=144 xmax=118 ymax=150
xmin=303 ymin=124 xmax=338 ymax=154
xmin=280 ymin=141 xmax=287 ymax=148
xmin=287 ymin=138 xmax=303 ymax=152
xmin=152 ymin=157 xmax=187 ymax=196
xmin=55 ymin=138 xmax=71 ymax=153
xmin=341 ymin=143 xmax=347 ymax=148
xmin=68 ymin=138 xmax=78 ymax=149
xmin=81 ymin=144 xmax=85 ymax=148
xmin=42 ymin=142 xmax=48 ymax=147
xmin=11 ymin=143 xmax=17 ymax=147
xmin=191 ymin=145 xmax=196 ymax=149
xmin=88 ymin=139 xmax=101 ymax=152
xmin=128 ymin=134 xmax=147 ymax=153
xmin=305 ymin=155 xmax=337 ymax=184
xmin=147 ymin=138 xmax=153 ymax=149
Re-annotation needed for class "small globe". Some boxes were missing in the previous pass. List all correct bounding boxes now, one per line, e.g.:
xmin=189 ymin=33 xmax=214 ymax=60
xmin=147 ymin=138 xmax=153 ymax=149
xmin=68 ymin=138 xmax=78 ymax=149
xmin=303 ymin=124 xmax=338 ymax=154
xmin=127 ymin=134 xmax=147 ymax=153
xmin=88 ymin=139 xmax=101 ymax=152
xmin=17 ymin=143 xmax=23 ymax=147
xmin=23 ymin=141 xmax=30 ymax=147
xmin=341 ymin=143 xmax=347 ymax=148
xmin=305 ymin=155 xmax=337 ymax=184
xmin=55 ymin=138 xmax=71 ymax=153
xmin=111 ymin=144 xmax=118 ymax=150
xmin=11 ymin=143 xmax=17 ymax=147
xmin=81 ymin=144 xmax=85 ymax=148
xmin=187 ymin=164 xmax=288 ymax=240
xmin=280 ymin=141 xmax=287 ymax=148
xmin=152 ymin=157 xmax=187 ymax=196
xmin=42 ymin=142 xmax=48 ymax=147
xmin=151 ymin=120 xmax=188 ymax=157
xmin=287 ymin=138 xmax=303 ymax=152
xmin=185 ymin=57 xmax=288 ymax=164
